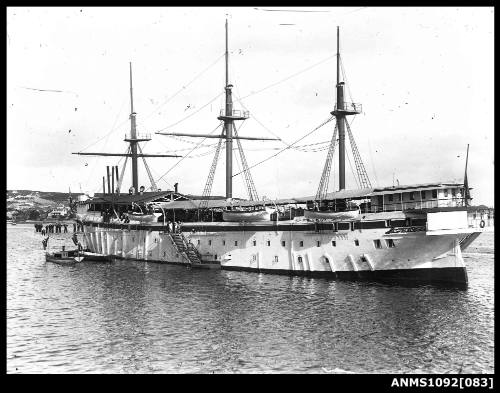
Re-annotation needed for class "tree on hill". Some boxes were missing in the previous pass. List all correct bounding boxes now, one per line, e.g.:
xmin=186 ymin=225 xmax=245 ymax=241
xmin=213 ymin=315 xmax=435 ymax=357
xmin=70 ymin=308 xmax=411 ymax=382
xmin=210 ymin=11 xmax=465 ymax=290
xmin=27 ymin=209 xmax=41 ymax=220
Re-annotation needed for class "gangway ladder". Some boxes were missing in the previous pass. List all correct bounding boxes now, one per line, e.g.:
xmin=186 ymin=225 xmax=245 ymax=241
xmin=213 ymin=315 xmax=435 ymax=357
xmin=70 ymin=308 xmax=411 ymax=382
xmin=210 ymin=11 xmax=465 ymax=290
xmin=169 ymin=232 xmax=202 ymax=264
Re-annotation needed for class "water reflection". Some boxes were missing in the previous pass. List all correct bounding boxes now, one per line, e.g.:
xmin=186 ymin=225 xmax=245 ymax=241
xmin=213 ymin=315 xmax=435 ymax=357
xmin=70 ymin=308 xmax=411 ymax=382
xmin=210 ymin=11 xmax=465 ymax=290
xmin=7 ymin=225 xmax=494 ymax=373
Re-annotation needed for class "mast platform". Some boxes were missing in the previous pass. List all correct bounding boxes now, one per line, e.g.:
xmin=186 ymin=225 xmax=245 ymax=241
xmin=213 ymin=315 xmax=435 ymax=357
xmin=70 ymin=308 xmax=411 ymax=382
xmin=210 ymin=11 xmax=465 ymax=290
xmin=217 ymin=109 xmax=250 ymax=121
xmin=330 ymin=102 xmax=362 ymax=116
xmin=124 ymin=133 xmax=152 ymax=142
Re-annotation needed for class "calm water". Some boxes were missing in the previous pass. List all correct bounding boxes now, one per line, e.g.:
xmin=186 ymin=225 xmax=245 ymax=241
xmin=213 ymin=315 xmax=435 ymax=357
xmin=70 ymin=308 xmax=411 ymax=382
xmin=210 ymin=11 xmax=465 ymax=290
xmin=7 ymin=224 xmax=494 ymax=373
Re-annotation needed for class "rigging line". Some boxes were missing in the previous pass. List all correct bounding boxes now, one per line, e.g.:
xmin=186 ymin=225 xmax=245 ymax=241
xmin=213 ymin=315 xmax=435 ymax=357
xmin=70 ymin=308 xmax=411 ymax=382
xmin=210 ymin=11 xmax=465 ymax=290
xmin=163 ymin=135 xmax=220 ymax=148
xmin=339 ymin=55 xmax=354 ymax=104
xmin=232 ymin=115 xmax=335 ymax=177
xmin=144 ymin=159 xmax=175 ymax=190
xmin=147 ymin=131 xmax=218 ymax=153
xmin=345 ymin=142 xmax=360 ymax=189
xmin=186 ymin=145 xmax=220 ymax=158
xmin=235 ymin=92 xmax=331 ymax=152
xmin=233 ymin=93 xmax=290 ymax=146
xmin=82 ymin=135 xmax=126 ymax=190
xmin=156 ymin=91 xmax=224 ymax=131
xmin=367 ymin=138 xmax=380 ymax=187
xmin=154 ymin=122 xmax=224 ymax=184
xmin=141 ymin=53 xmax=225 ymax=122
xmin=233 ymin=53 xmax=337 ymax=103
xmin=77 ymin=96 xmax=128 ymax=153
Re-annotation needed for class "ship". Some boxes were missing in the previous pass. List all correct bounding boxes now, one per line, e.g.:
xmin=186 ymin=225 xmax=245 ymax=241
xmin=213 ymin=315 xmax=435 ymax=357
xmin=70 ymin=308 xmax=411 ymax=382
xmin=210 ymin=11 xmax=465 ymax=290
xmin=72 ymin=21 xmax=493 ymax=288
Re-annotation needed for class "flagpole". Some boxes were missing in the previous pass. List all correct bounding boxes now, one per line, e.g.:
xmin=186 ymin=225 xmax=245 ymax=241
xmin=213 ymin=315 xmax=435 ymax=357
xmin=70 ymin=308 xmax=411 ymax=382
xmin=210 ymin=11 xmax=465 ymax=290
xmin=463 ymin=144 xmax=470 ymax=207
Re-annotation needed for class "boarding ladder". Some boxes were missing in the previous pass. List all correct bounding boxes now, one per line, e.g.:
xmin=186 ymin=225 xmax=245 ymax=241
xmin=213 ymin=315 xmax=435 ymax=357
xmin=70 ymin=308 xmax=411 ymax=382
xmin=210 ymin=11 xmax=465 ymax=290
xmin=169 ymin=232 xmax=202 ymax=265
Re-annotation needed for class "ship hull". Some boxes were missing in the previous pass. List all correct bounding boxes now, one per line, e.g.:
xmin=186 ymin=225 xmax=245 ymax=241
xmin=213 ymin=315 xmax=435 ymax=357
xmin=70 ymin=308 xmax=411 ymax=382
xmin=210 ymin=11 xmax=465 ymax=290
xmin=221 ymin=265 xmax=467 ymax=287
xmin=79 ymin=219 xmax=487 ymax=288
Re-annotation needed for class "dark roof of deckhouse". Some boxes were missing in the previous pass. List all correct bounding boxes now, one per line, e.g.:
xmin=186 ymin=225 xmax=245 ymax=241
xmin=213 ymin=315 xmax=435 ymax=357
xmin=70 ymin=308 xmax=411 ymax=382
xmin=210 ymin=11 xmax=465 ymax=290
xmin=88 ymin=181 xmax=466 ymax=208
xmin=91 ymin=191 xmax=174 ymax=205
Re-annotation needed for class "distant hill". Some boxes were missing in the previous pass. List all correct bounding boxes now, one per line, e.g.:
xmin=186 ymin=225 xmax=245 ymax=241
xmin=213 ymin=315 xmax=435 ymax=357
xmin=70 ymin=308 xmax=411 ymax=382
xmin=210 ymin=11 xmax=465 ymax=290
xmin=7 ymin=190 xmax=83 ymax=203
xmin=6 ymin=190 xmax=84 ymax=220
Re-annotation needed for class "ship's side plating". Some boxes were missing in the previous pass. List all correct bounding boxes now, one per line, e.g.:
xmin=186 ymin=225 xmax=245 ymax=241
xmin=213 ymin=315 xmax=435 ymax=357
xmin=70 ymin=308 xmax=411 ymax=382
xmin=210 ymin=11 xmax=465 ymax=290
xmin=81 ymin=209 xmax=492 ymax=287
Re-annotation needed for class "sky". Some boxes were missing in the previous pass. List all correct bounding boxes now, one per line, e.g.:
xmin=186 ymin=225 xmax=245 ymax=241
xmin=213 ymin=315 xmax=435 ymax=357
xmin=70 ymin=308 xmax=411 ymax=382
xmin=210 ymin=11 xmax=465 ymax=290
xmin=7 ymin=7 xmax=494 ymax=206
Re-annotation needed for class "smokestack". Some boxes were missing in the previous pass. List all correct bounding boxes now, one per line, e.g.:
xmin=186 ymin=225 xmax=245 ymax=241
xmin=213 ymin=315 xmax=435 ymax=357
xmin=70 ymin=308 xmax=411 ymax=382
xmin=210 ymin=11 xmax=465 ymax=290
xmin=111 ymin=167 xmax=115 ymax=194
xmin=115 ymin=166 xmax=119 ymax=193
xmin=174 ymin=182 xmax=178 ymax=193
xmin=103 ymin=176 xmax=105 ymax=194
xmin=106 ymin=166 xmax=111 ymax=194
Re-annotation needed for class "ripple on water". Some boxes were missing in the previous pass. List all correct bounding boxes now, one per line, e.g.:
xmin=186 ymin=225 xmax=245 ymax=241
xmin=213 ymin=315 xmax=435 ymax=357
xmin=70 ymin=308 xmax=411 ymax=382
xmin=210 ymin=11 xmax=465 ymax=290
xmin=6 ymin=225 xmax=495 ymax=373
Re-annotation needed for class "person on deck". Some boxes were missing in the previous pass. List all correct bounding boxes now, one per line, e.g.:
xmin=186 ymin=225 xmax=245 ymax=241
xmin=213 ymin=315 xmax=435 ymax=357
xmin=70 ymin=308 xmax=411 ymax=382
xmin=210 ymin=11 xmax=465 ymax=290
xmin=42 ymin=237 xmax=49 ymax=250
xmin=63 ymin=224 xmax=68 ymax=233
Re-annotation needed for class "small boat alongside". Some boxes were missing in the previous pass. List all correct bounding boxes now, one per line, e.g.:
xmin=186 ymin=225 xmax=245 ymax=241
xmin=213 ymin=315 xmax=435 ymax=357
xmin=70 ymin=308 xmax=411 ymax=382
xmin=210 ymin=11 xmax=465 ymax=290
xmin=45 ymin=248 xmax=84 ymax=265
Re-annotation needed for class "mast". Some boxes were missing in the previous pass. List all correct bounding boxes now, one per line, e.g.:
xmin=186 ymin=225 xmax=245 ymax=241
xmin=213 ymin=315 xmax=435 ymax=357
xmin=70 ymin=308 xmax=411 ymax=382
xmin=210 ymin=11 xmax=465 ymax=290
xmin=129 ymin=62 xmax=139 ymax=192
xmin=155 ymin=19 xmax=277 ymax=203
xmin=337 ymin=26 xmax=346 ymax=190
xmin=330 ymin=26 xmax=362 ymax=191
xmin=224 ymin=19 xmax=233 ymax=199
xmin=72 ymin=65 xmax=180 ymax=194
xmin=463 ymin=144 xmax=470 ymax=206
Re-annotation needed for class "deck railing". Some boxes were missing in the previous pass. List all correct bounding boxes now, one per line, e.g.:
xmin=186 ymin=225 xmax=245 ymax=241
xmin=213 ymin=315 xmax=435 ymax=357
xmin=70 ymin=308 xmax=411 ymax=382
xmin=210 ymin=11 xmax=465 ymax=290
xmin=366 ymin=198 xmax=467 ymax=213
xmin=124 ymin=133 xmax=151 ymax=140
xmin=334 ymin=102 xmax=362 ymax=113
xmin=219 ymin=109 xmax=250 ymax=118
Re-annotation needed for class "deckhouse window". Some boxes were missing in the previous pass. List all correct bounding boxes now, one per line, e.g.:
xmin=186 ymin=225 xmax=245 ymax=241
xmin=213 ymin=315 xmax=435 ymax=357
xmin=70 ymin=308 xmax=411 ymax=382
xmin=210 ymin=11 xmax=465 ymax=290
xmin=432 ymin=190 xmax=437 ymax=199
xmin=452 ymin=189 xmax=456 ymax=197
xmin=410 ymin=192 xmax=415 ymax=201
xmin=444 ymin=189 xmax=449 ymax=197
xmin=388 ymin=194 xmax=393 ymax=202
xmin=386 ymin=239 xmax=396 ymax=248
xmin=373 ymin=239 xmax=382 ymax=249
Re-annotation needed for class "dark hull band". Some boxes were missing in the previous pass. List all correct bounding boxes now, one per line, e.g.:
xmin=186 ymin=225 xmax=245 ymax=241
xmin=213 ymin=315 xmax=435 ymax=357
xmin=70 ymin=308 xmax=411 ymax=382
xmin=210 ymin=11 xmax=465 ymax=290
xmin=83 ymin=221 xmax=388 ymax=232
xmin=220 ymin=266 xmax=468 ymax=289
